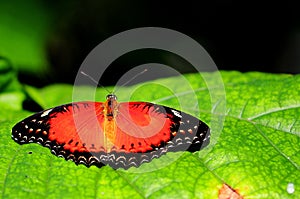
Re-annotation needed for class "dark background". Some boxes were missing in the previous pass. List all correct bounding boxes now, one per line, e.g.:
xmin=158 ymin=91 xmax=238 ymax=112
xmin=3 ymin=0 xmax=300 ymax=86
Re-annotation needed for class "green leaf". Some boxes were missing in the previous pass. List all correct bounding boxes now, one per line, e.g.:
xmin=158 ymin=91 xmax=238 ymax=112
xmin=0 ymin=57 xmax=22 ymax=92
xmin=0 ymin=0 xmax=52 ymax=74
xmin=1 ymin=71 xmax=299 ymax=198
xmin=0 ymin=57 xmax=25 ymax=112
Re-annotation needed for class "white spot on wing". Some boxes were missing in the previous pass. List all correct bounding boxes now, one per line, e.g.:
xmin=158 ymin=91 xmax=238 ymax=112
xmin=171 ymin=110 xmax=182 ymax=118
xmin=41 ymin=109 xmax=53 ymax=117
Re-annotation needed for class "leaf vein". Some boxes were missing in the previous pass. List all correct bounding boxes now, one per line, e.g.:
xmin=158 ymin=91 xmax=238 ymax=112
xmin=247 ymin=104 xmax=300 ymax=120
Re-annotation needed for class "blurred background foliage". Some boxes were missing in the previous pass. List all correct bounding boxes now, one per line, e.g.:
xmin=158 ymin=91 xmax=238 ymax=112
xmin=1 ymin=0 xmax=300 ymax=87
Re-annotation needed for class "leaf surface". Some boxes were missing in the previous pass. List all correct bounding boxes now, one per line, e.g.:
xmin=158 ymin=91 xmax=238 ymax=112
xmin=0 ymin=71 xmax=299 ymax=199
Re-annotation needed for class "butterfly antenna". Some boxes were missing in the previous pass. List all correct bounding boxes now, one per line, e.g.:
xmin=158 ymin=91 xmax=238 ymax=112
xmin=80 ymin=71 xmax=111 ymax=93
xmin=114 ymin=69 xmax=148 ymax=93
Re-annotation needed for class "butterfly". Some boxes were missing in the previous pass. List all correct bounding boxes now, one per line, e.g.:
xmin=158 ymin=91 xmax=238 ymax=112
xmin=12 ymin=73 xmax=210 ymax=169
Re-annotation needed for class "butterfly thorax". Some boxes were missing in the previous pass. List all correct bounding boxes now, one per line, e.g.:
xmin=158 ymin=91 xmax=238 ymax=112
xmin=105 ymin=94 xmax=118 ymax=120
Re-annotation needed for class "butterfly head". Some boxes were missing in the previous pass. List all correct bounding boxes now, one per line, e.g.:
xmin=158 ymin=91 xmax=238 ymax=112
xmin=106 ymin=94 xmax=117 ymax=101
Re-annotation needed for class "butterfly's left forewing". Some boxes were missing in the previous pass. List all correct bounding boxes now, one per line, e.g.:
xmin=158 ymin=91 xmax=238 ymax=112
xmin=12 ymin=102 xmax=107 ymax=167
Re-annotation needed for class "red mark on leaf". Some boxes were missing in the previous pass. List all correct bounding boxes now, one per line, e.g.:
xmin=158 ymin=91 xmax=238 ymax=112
xmin=219 ymin=183 xmax=243 ymax=199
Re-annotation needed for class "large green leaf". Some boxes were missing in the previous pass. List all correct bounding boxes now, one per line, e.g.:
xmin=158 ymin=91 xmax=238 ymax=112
xmin=0 ymin=71 xmax=299 ymax=198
